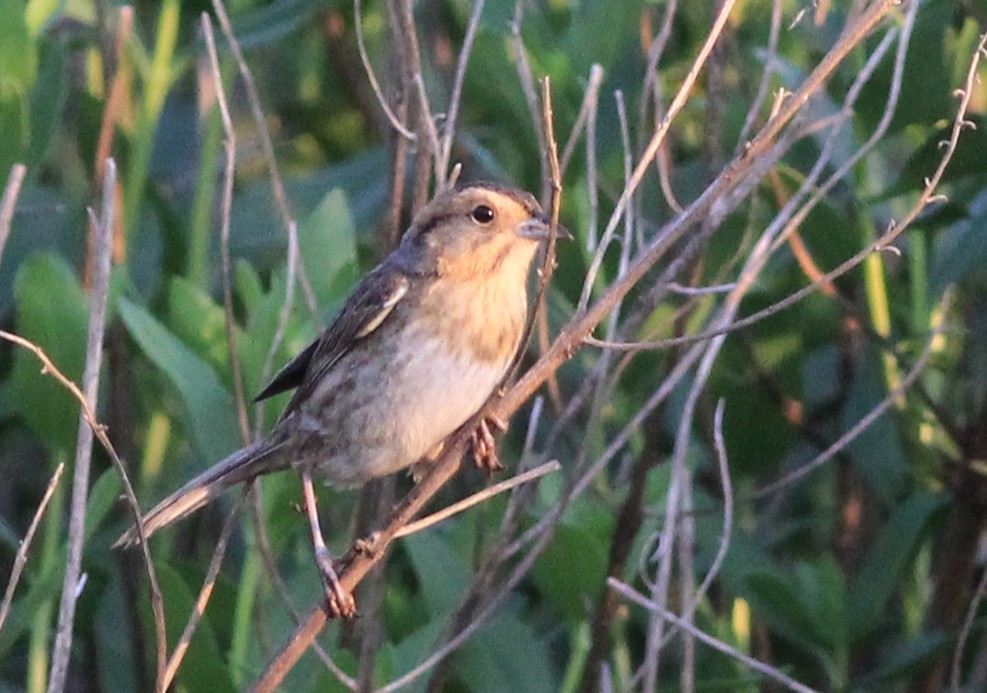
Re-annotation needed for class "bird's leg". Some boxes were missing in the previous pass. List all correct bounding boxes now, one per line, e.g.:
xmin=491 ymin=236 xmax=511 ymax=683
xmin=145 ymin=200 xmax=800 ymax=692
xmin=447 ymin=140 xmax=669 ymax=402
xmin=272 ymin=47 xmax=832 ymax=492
xmin=301 ymin=471 xmax=357 ymax=619
xmin=470 ymin=413 xmax=509 ymax=474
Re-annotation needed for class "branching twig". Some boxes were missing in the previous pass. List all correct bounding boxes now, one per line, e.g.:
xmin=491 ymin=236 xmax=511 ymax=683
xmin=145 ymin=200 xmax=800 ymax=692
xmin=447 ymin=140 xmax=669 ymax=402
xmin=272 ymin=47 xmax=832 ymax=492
xmin=251 ymin=3 xmax=905 ymax=687
xmin=608 ymin=578 xmax=820 ymax=693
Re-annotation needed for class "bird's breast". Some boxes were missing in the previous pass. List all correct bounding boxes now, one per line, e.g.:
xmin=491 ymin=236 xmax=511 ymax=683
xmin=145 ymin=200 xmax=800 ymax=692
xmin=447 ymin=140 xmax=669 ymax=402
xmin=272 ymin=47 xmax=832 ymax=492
xmin=290 ymin=255 xmax=532 ymax=484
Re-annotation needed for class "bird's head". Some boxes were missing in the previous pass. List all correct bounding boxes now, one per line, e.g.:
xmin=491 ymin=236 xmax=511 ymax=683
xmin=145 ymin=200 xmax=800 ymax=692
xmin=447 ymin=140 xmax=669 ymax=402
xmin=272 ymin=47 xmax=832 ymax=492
xmin=399 ymin=182 xmax=569 ymax=280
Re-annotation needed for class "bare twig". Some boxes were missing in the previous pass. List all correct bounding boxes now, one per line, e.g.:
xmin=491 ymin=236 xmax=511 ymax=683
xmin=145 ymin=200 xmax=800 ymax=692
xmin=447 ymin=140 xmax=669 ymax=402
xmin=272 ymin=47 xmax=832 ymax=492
xmin=251 ymin=4 xmax=904 ymax=687
xmin=608 ymin=578 xmax=820 ymax=693
xmin=209 ymin=0 xmax=319 ymax=417
xmin=202 ymin=13 xmax=250 ymax=443
xmin=394 ymin=461 xmax=561 ymax=539
xmin=161 ymin=489 xmax=245 ymax=690
xmin=0 ymin=463 xmax=65 ymax=635
xmin=353 ymin=0 xmax=416 ymax=141
xmin=952 ymin=559 xmax=987 ymax=691
xmin=0 ymin=325 xmax=168 ymax=688
xmin=47 ymin=158 xmax=118 ymax=693
xmin=436 ymin=0 xmax=486 ymax=180
xmin=735 ymin=0 xmax=782 ymax=150
xmin=0 ymin=163 xmax=27 ymax=266
xmin=511 ymin=1 xmax=550 ymax=203
xmin=658 ymin=399 xmax=733 ymax=649
xmin=559 ymin=64 xmax=605 ymax=178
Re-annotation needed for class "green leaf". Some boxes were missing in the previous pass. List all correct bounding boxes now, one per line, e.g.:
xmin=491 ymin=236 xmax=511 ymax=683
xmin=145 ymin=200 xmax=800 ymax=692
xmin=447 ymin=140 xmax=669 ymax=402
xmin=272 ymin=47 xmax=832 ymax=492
xmin=167 ymin=276 xmax=234 ymax=377
xmin=235 ymin=270 xmax=314 ymax=415
xmin=117 ymin=297 xmax=240 ymax=464
xmin=297 ymin=187 xmax=359 ymax=306
xmin=95 ymin=571 xmax=137 ymax=693
xmin=743 ymin=569 xmax=823 ymax=649
xmin=457 ymin=606 xmax=557 ymax=693
xmin=843 ymin=349 xmax=907 ymax=503
xmin=153 ymin=563 xmax=237 ymax=693
xmin=234 ymin=260 xmax=264 ymax=314
xmin=931 ymin=197 xmax=987 ymax=295
xmin=228 ymin=148 xmax=389 ymax=272
xmin=27 ymin=36 xmax=66 ymax=165
xmin=0 ymin=82 xmax=30 ymax=202
xmin=0 ymin=0 xmax=37 ymax=85
xmin=220 ymin=0 xmax=331 ymax=52
xmin=404 ymin=531 xmax=474 ymax=616
xmin=84 ymin=467 xmax=122 ymax=540
xmin=6 ymin=252 xmax=88 ymax=457
xmin=796 ymin=555 xmax=846 ymax=653
xmin=530 ymin=502 xmax=611 ymax=623
xmin=848 ymin=491 xmax=947 ymax=641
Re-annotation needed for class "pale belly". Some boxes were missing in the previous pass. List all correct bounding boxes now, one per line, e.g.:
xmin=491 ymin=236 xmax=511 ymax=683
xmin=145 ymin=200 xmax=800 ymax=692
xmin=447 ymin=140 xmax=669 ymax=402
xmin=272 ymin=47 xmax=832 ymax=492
xmin=286 ymin=328 xmax=510 ymax=485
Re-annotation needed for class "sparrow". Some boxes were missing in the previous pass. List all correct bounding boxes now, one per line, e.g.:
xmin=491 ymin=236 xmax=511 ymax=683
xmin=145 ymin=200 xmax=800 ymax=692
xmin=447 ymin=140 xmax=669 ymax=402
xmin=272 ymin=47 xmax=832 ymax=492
xmin=117 ymin=181 xmax=568 ymax=618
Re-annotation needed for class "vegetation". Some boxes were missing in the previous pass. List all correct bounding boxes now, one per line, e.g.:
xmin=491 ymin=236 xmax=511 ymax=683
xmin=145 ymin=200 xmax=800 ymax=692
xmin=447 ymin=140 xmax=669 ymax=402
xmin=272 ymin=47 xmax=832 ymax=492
xmin=2 ymin=0 xmax=987 ymax=691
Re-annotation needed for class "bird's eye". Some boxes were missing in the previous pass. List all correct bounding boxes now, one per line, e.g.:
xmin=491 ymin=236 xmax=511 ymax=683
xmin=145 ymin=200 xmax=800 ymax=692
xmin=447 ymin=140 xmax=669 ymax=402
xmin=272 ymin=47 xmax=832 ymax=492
xmin=470 ymin=205 xmax=495 ymax=225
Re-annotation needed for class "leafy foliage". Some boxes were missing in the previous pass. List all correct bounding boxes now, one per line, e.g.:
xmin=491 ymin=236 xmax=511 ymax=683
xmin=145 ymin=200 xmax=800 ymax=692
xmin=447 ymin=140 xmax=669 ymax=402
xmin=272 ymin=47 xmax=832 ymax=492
xmin=1 ymin=1 xmax=987 ymax=691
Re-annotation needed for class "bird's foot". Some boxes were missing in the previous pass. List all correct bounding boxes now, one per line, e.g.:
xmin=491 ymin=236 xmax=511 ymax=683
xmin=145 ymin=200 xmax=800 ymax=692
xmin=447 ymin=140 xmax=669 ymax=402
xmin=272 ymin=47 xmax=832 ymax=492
xmin=353 ymin=531 xmax=381 ymax=558
xmin=470 ymin=414 xmax=508 ymax=475
xmin=314 ymin=546 xmax=357 ymax=619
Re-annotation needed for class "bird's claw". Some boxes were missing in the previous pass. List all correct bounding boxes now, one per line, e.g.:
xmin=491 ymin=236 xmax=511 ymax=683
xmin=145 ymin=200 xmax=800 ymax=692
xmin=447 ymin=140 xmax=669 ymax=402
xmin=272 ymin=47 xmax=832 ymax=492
xmin=471 ymin=414 xmax=508 ymax=474
xmin=314 ymin=547 xmax=357 ymax=619
xmin=353 ymin=531 xmax=381 ymax=558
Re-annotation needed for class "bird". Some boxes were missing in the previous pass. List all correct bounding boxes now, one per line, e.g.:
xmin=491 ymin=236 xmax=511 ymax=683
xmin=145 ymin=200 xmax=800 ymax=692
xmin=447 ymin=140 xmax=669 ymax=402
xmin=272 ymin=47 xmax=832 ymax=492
xmin=116 ymin=181 xmax=567 ymax=617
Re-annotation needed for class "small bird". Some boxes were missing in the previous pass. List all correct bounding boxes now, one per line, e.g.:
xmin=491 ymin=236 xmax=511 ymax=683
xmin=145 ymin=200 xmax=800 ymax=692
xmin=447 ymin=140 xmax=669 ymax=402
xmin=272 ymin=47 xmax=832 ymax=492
xmin=117 ymin=181 xmax=566 ymax=617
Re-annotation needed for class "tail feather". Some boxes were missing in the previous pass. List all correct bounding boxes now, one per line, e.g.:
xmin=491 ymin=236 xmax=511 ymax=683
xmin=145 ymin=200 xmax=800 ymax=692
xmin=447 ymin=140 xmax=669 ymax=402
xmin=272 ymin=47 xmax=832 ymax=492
xmin=114 ymin=440 xmax=287 ymax=548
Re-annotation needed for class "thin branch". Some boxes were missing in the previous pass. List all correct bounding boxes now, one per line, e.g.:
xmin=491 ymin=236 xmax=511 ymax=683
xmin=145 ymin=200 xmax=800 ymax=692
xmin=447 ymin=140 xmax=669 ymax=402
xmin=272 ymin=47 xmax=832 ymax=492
xmin=735 ymin=0 xmax=782 ymax=150
xmin=209 ymin=0 xmax=319 ymax=415
xmin=251 ymin=5 xmax=904 ymax=686
xmin=952 ymin=562 xmax=987 ymax=691
xmin=581 ymin=8 xmax=911 ymax=356
xmin=202 ymin=13 xmax=250 ymax=443
xmin=511 ymin=1 xmax=550 ymax=203
xmin=161 ymin=489 xmax=245 ymax=690
xmin=0 ymin=326 xmax=168 ymax=688
xmin=0 ymin=163 xmax=27 ymax=267
xmin=412 ymin=73 xmax=443 ymax=189
xmin=658 ymin=399 xmax=733 ymax=648
xmin=608 ymin=578 xmax=821 ymax=693
xmin=578 ymin=0 xmax=740 ymax=311
xmin=353 ymin=0 xmax=417 ymax=141
xmin=559 ymin=64 xmax=604 ymax=179
xmin=436 ymin=0 xmax=486 ymax=179
xmin=394 ymin=460 xmax=560 ymax=539
xmin=755 ymin=291 xmax=949 ymax=498
xmin=48 ymin=158 xmax=117 ymax=693
xmin=0 ymin=463 xmax=65 ymax=635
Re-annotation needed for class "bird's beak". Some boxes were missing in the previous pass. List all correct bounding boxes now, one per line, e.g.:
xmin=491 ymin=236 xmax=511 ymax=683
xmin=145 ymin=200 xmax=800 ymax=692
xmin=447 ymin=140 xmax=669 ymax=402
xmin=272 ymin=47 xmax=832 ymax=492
xmin=517 ymin=216 xmax=573 ymax=241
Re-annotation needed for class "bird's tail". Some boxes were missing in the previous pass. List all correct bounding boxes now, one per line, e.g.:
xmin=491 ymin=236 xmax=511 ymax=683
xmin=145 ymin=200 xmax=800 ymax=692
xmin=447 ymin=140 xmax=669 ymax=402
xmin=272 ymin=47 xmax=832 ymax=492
xmin=114 ymin=440 xmax=288 ymax=548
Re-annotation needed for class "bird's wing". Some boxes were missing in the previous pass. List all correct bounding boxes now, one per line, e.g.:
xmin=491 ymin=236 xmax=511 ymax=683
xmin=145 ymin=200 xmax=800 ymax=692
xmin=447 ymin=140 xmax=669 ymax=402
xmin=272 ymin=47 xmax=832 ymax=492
xmin=253 ymin=265 xmax=410 ymax=404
